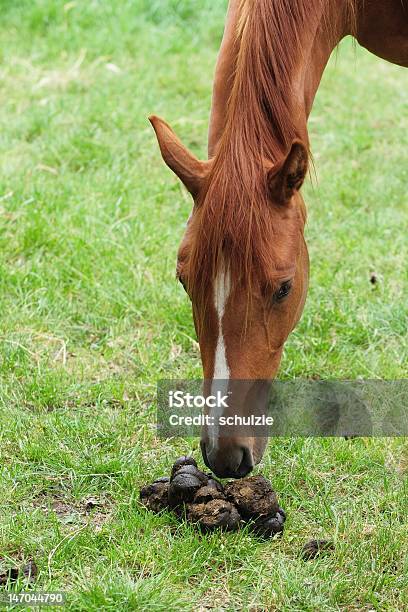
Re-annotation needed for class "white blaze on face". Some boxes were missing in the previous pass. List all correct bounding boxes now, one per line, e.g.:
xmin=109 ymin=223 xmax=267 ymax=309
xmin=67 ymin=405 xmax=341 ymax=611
xmin=213 ymin=265 xmax=231 ymax=380
xmin=208 ymin=265 xmax=231 ymax=451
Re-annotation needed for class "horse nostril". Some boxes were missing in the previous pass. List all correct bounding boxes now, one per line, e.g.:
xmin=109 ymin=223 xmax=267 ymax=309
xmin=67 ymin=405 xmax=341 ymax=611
xmin=200 ymin=440 xmax=210 ymax=469
xmin=235 ymin=446 xmax=254 ymax=478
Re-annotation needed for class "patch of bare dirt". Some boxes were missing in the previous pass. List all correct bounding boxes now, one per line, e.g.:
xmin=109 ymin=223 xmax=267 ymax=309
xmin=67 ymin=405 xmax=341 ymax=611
xmin=31 ymin=491 xmax=113 ymax=531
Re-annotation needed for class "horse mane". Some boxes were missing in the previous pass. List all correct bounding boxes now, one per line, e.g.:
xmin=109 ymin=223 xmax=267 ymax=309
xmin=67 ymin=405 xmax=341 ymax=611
xmin=187 ymin=0 xmax=356 ymax=312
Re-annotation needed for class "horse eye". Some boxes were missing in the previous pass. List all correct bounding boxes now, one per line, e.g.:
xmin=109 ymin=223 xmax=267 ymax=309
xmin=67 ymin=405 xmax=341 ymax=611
xmin=274 ymin=280 xmax=292 ymax=302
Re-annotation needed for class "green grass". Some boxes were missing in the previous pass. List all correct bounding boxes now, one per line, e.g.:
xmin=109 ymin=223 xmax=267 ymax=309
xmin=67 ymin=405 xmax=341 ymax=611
xmin=0 ymin=1 xmax=407 ymax=610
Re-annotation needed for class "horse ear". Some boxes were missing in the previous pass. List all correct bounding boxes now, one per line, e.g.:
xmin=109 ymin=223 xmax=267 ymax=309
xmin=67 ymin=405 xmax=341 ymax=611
xmin=149 ymin=115 xmax=208 ymax=198
xmin=267 ymin=140 xmax=308 ymax=205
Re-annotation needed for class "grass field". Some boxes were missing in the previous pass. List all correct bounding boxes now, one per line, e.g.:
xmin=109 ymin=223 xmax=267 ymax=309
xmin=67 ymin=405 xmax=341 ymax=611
xmin=0 ymin=1 xmax=407 ymax=610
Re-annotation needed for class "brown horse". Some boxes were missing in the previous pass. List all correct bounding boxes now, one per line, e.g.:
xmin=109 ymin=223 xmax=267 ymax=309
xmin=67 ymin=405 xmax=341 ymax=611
xmin=151 ymin=0 xmax=408 ymax=478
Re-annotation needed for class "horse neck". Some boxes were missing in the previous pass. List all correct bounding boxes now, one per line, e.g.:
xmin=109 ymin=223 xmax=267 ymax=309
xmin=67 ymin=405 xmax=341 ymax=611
xmin=287 ymin=1 xmax=352 ymax=143
xmin=218 ymin=0 xmax=353 ymax=163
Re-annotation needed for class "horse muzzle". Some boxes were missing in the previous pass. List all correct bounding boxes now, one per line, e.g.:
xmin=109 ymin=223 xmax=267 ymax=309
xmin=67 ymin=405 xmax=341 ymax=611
xmin=200 ymin=438 xmax=255 ymax=479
